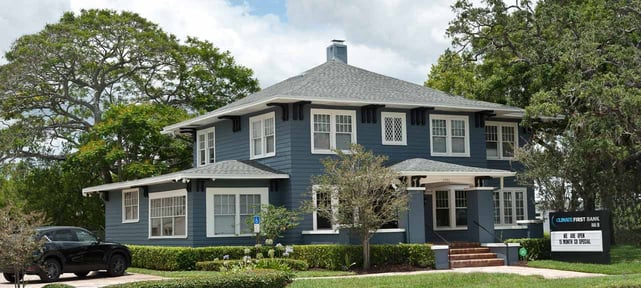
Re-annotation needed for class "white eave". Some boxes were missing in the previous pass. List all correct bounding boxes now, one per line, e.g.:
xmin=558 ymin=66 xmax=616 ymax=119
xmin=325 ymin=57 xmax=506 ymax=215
xmin=396 ymin=171 xmax=516 ymax=178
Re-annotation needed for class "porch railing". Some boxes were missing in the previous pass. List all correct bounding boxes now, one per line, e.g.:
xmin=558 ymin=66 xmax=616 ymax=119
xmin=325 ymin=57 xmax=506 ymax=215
xmin=428 ymin=225 xmax=450 ymax=245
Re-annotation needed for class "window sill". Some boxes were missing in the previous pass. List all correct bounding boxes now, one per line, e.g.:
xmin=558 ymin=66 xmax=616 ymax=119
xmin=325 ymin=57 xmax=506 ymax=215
xmin=122 ymin=219 xmax=139 ymax=224
xmin=495 ymin=225 xmax=528 ymax=230
xmin=301 ymin=230 xmax=339 ymax=235
xmin=148 ymin=235 xmax=188 ymax=239
xmin=250 ymin=153 xmax=276 ymax=160
xmin=433 ymin=227 xmax=468 ymax=231
xmin=382 ymin=142 xmax=407 ymax=146
xmin=207 ymin=234 xmax=255 ymax=238
xmin=311 ymin=149 xmax=352 ymax=155
xmin=430 ymin=153 xmax=470 ymax=158
xmin=487 ymin=158 xmax=515 ymax=161
xmin=374 ymin=228 xmax=405 ymax=233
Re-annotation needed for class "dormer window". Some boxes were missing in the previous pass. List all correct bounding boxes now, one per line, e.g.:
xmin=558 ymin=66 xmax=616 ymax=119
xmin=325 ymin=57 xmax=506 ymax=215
xmin=310 ymin=109 xmax=356 ymax=154
xmin=249 ymin=112 xmax=276 ymax=159
xmin=197 ymin=127 xmax=215 ymax=166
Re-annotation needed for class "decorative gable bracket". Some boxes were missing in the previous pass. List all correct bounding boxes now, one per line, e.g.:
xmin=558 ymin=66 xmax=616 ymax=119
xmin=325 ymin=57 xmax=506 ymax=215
xmin=292 ymin=101 xmax=311 ymax=121
xmin=361 ymin=104 xmax=385 ymax=123
xmin=267 ymin=103 xmax=289 ymax=121
xmin=474 ymin=110 xmax=495 ymax=128
xmin=219 ymin=116 xmax=241 ymax=132
xmin=410 ymin=107 xmax=433 ymax=125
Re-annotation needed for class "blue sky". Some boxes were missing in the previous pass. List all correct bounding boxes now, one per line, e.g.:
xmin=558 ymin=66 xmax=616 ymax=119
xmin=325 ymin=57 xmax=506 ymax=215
xmin=1 ymin=0 xmax=457 ymax=87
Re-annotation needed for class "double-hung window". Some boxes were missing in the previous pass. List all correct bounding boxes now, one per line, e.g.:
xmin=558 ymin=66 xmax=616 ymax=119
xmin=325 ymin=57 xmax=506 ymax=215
xmin=196 ymin=127 xmax=216 ymax=166
xmin=311 ymin=109 xmax=356 ymax=154
xmin=433 ymin=186 xmax=468 ymax=230
xmin=429 ymin=115 xmax=469 ymax=157
xmin=249 ymin=112 xmax=276 ymax=159
xmin=493 ymin=188 xmax=527 ymax=226
xmin=381 ymin=112 xmax=407 ymax=145
xmin=206 ymin=187 xmax=268 ymax=237
xmin=149 ymin=190 xmax=187 ymax=238
xmin=312 ymin=186 xmax=339 ymax=231
xmin=122 ymin=188 xmax=139 ymax=223
xmin=485 ymin=122 xmax=518 ymax=160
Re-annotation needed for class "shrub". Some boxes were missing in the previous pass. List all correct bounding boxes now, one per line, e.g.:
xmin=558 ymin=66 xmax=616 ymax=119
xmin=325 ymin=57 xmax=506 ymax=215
xmin=505 ymin=236 xmax=551 ymax=260
xmin=106 ymin=269 xmax=292 ymax=288
xmin=290 ymin=244 xmax=434 ymax=270
xmin=129 ymin=243 xmax=434 ymax=271
xmin=196 ymin=258 xmax=308 ymax=271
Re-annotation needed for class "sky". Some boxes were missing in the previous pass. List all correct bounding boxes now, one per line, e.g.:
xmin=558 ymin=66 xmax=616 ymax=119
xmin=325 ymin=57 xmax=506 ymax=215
xmin=0 ymin=0 xmax=458 ymax=88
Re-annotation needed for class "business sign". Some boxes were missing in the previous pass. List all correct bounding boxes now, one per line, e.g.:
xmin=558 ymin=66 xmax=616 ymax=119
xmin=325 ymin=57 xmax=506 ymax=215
xmin=549 ymin=211 xmax=611 ymax=264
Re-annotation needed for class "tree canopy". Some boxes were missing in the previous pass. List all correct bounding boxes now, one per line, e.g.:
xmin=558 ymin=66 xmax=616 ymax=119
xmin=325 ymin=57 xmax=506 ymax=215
xmin=428 ymin=0 xmax=641 ymax=239
xmin=0 ymin=9 xmax=259 ymax=165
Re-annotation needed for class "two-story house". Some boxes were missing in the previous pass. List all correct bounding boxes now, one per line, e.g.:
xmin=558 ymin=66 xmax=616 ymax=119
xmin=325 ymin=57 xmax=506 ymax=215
xmin=83 ymin=41 xmax=543 ymax=248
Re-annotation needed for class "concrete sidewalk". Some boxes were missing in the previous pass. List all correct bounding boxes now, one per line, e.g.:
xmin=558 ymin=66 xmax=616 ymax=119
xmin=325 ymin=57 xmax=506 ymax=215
xmin=297 ymin=266 xmax=606 ymax=280
xmin=0 ymin=272 xmax=165 ymax=288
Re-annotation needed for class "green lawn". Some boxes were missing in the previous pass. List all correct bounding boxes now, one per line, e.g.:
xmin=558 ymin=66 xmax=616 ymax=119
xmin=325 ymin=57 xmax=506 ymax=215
xmin=290 ymin=273 xmax=641 ymax=288
xmin=527 ymin=245 xmax=641 ymax=275
xmin=127 ymin=267 xmax=355 ymax=278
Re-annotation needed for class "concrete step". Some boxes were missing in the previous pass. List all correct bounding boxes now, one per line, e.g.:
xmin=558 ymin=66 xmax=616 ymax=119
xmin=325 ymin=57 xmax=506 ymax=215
xmin=450 ymin=258 xmax=505 ymax=268
xmin=449 ymin=247 xmax=491 ymax=254
xmin=449 ymin=253 xmax=498 ymax=261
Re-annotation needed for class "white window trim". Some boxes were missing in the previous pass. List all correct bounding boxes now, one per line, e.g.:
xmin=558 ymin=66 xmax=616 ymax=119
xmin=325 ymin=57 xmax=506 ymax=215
xmin=148 ymin=189 xmax=188 ymax=239
xmin=429 ymin=114 xmax=470 ymax=157
xmin=196 ymin=127 xmax=215 ymax=167
xmin=381 ymin=112 xmax=407 ymax=146
xmin=121 ymin=188 xmax=139 ymax=223
xmin=249 ymin=112 xmax=276 ymax=159
xmin=311 ymin=185 xmax=339 ymax=232
xmin=205 ymin=187 xmax=269 ymax=237
xmin=431 ymin=185 xmax=469 ymax=231
xmin=485 ymin=121 xmax=519 ymax=160
xmin=310 ymin=109 xmax=357 ymax=154
xmin=494 ymin=187 xmax=528 ymax=227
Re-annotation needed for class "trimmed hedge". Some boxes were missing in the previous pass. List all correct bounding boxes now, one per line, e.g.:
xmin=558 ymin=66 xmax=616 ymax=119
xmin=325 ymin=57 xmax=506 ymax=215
xmin=129 ymin=243 xmax=434 ymax=271
xmin=196 ymin=258 xmax=309 ymax=271
xmin=505 ymin=236 xmax=551 ymax=260
xmin=106 ymin=269 xmax=292 ymax=288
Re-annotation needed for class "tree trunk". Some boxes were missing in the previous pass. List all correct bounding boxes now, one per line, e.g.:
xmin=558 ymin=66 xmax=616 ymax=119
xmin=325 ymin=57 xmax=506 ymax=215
xmin=362 ymin=237 xmax=370 ymax=270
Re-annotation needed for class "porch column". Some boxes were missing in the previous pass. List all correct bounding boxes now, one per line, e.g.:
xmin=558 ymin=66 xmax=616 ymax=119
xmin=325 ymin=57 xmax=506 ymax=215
xmin=405 ymin=187 xmax=426 ymax=243
xmin=467 ymin=188 xmax=496 ymax=243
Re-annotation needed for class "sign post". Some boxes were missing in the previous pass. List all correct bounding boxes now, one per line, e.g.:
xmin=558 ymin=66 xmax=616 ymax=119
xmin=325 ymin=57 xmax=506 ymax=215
xmin=549 ymin=210 xmax=611 ymax=264
xmin=253 ymin=215 xmax=261 ymax=234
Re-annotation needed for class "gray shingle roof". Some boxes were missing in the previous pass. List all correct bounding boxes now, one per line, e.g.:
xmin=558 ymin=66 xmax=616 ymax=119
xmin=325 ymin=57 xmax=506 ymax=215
xmin=82 ymin=160 xmax=289 ymax=194
xmin=390 ymin=158 xmax=515 ymax=177
xmin=164 ymin=60 xmax=523 ymax=133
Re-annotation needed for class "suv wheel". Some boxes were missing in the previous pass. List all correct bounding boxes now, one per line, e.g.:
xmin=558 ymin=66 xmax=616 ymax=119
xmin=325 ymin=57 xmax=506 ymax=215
xmin=40 ymin=258 xmax=62 ymax=282
xmin=3 ymin=272 xmax=23 ymax=283
xmin=107 ymin=254 xmax=127 ymax=277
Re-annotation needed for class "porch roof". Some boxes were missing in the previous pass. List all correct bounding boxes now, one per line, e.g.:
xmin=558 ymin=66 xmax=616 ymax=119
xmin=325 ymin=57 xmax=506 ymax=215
xmin=389 ymin=158 xmax=516 ymax=177
xmin=82 ymin=160 xmax=289 ymax=195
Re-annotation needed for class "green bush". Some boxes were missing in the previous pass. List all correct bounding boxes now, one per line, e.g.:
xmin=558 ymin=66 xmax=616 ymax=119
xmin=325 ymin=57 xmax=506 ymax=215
xmin=290 ymin=244 xmax=434 ymax=270
xmin=505 ymin=236 xmax=551 ymax=260
xmin=129 ymin=243 xmax=434 ymax=271
xmin=196 ymin=258 xmax=309 ymax=271
xmin=106 ymin=269 xmax=292 ymax=288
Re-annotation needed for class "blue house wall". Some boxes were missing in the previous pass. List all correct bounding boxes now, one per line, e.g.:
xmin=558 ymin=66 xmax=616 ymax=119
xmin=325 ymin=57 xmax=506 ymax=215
xmin=105 ymin=103 xmax=540 ymax=245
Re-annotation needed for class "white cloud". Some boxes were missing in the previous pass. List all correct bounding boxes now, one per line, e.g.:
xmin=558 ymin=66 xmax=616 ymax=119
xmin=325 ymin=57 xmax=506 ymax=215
xmin=2 ymin=0 xmax=456 ymax=87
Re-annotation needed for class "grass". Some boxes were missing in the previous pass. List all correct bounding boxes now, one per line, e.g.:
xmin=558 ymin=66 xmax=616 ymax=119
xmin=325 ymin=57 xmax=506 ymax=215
xmin=527 ymin=245 xmax=641 ymax=275
xmin=127 ymin=267 xmax=355 ymax=278
xmin=290 ymin=273 xmax=641 ymax=288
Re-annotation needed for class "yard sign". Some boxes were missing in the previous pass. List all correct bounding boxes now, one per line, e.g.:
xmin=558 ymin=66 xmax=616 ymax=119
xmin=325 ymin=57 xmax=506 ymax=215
xmin=549 ymin=210 xmax=611 ymax=264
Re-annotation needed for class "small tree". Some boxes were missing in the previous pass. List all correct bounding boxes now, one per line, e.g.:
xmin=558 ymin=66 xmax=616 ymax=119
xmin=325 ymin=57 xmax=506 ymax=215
xmin=247 ymin=204 xmax=300 ymax=242
xmin=309 ymin=144 xmax=408 ymax=270
xmin=0 ymin=203 xmax=47 ymax=288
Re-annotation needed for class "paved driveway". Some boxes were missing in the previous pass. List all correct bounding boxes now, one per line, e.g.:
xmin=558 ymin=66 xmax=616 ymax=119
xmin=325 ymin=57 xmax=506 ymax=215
xmin=0 ymin=272 xmax=164 ymax=288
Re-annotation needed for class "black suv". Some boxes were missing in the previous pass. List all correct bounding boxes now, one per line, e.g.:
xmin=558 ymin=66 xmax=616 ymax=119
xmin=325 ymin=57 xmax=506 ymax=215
xmin=1 ymin=226 xmax=131 ymax=283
